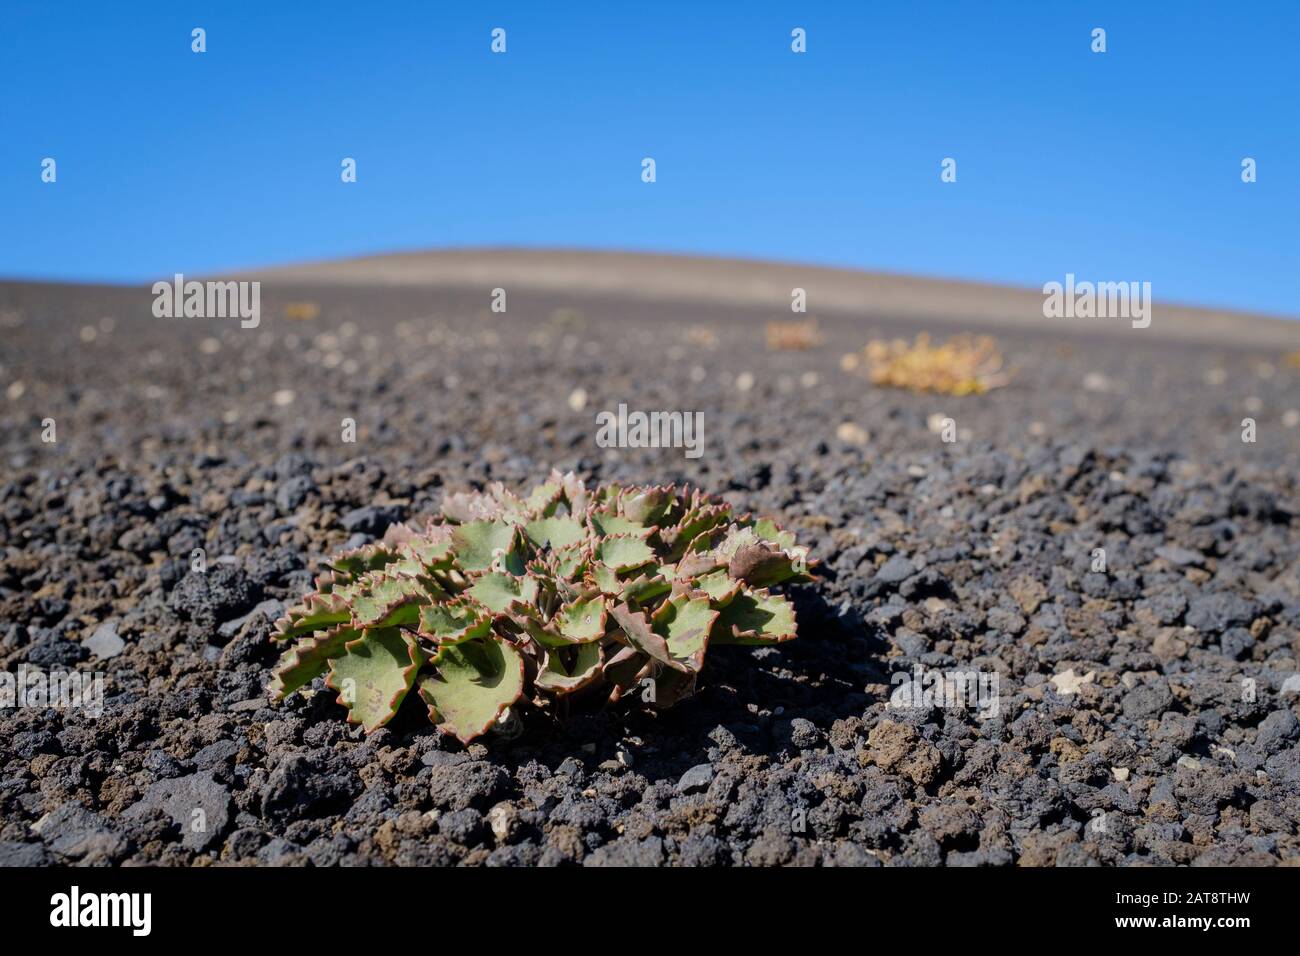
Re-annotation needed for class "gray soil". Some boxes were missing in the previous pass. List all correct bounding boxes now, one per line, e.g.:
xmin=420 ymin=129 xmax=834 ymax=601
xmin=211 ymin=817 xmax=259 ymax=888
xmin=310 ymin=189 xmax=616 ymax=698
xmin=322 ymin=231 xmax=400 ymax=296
xmin=1 ymin=264 xmax=1299 ymax=867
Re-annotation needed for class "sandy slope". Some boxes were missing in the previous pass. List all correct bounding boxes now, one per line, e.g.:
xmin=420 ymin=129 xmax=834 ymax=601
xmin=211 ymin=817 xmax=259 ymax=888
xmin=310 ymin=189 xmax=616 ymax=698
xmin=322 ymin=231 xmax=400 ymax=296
xmin=241 ymin=247 xmax=1299 ymax=349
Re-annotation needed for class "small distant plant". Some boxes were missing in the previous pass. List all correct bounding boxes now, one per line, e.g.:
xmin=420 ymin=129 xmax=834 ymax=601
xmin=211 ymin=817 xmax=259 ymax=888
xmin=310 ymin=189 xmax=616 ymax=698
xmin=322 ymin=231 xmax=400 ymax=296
xmin=849 ymin=332 xmax=1009 ymax=395
xmin=685 ymin=325 xmax=719 ymax=349
xmin=283 ymin=301 xmax=321 ymax=321
xmin=765 ymin=318 xmax=822 ymax=351
xmin=269 ymin=473 xmax=813 ymax=743
xmin=548 ymin=307 xmax=585 ymax=331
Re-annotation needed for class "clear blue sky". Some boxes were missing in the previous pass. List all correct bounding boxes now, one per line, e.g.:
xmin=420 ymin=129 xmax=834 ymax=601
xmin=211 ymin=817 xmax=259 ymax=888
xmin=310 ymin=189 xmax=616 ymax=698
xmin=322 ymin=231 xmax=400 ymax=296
xmin=2 ymin=1 xmax=1296 ymax=316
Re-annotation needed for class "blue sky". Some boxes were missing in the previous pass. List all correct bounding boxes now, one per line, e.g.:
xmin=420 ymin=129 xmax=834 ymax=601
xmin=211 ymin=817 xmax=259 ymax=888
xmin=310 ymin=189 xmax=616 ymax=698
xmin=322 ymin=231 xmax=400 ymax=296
xmin=2 ymin=1 xmax=1296 ymax=316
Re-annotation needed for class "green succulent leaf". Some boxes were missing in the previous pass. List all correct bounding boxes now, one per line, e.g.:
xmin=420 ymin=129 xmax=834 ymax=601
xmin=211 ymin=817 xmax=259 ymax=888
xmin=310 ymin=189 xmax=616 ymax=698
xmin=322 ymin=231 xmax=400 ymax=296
xmin=609 ymin=602 xmax=681 ymax=671
xmin=593 ymin=533 xmax=656 ymax=572
xmin=467 ymin=572 xmax=538 ymax=614
xmin=269 ymin=625 xmax=358 ymax=699
xmin=273 ymin=592 xmax=351 ymax=640
xmin=711 ymin=588 xmax=798 ymax=645
xmin=554 ymin=594 xmax=608 ymax=643
xmin=452 ymin=520 xmax=520 ymax=572
xmin=588 ymin=509 xmax=646 ymax=537
xmin=418 ymin=600 xmax=494 ymax=644
xmin=419 ymin=636 xmax=525 ymax=744
xmin=618 ymin=486 xmax=677 ymax=525
xmin=401 ymin=533 xmax=455 ymax=571
xmin=350 ymin=574 xmax=431 ymax=628
xmin=589 ymin=561 xmax=622 ymax=595
xmin=523 ymin=516 xmax=585 ymax=550
xmin=651 ymin=594 xmax=718 ymax=672
xmin=326 ymin=543 xmax=403 ymax=583
xmin=325 ymin=628 xmax=425 ymax=732
xmin=536 ymin=642 xmax=604 ymax=696
xmin=694 ymin=569 xmax=741 ymax=605
xmin=620 ymin=570 xmax=672 ymax=604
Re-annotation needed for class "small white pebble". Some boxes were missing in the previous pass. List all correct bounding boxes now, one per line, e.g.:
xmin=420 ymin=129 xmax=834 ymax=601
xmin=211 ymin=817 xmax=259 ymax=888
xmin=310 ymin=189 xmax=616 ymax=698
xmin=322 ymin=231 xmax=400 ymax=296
xmin=735 ymin=371 xmax=755 ymax=392
xmin=272 ymin=388 xmax=295 ymax=407
xmin=5 ymin=381 xmax=25 ymax=401
xmin=1204 ymin=367 xmax=1227 ymax=386
xmin=567 ymin=388 xmax=588 ymax=412
xmin=835 ymin=422 xmax=869 ymax=445
xmin=199 ymin=337 xmax=221 ymax=355
xmin=1282 ymin=409 xmax=1300 ymax=428
xmin=79 ymin=325 xmax=98 ymax=343
xmin=800 ymin=371 xmax=819 ymax=388
xmin=1083 ymin=372 xmax=1111 ymax=392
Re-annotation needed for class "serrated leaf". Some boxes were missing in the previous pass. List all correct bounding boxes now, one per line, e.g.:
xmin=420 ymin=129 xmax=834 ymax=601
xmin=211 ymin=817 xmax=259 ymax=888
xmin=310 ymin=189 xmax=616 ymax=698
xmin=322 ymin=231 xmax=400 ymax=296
xmin=552 ymin=544 xmax=589 ymax=580
xmin=589 ymin=561 xmax=621 ymax=595
xmin=674 ymin=550 xmax=725 ymax=579
xmin=711 ymin=589 xmax=797 ymax=645
xmin=401 ymin=533 xmax=455 ymax=571
xmin=751 ymin=517 xmax=797 ymax=551
xmin=467 ymin=572 xmax=538 ymax=613
xmin=609 ymin=602 xmax=682 ymax=670
xmin=593 ymin=533 xmax=655 ymax=572
xmin=694 ymin=569 xmax=741 ymax=605
xmin=523 ymin=516 xmax=585 ymax=550
xmin=351 ymin=574 xmax=431 ymax=628
xmin=536 ymin=642 xmax=604 ymax=696
xmin=554 ymin=594 xmax=607 ymax=643
xmin=651 ymin=594 xmax=717 ymax=671
xmin=620 ymin=570 xmax=671 ymax=604
xmin=589 ymin=509 xmax=645 ymax=536
xmin=727 ymin=540 xmax=800 ymax=588
xmin=419 ymin=637 xmax=525 ymax=744
xmin=269 ymin=625 xmax=358 ymax=699
xmin=327 ymin=543 xmax=403 ymax=583
xmin=273 ymin=592 xmax=351 ymax=640
xmin=325 ymin=628 xmax=424 ymax=732
xmin=662 ymin=505 xmax=732 ymax=560
xmin=524 ymin=479 xmax=563 ymax=514
xmin=418 ymin=600 xmax=494 ymax=644
xmin=451 ymin=520 xmax=519 ymax=572
xmin=618 ymin=486 xmax=677 ymax=525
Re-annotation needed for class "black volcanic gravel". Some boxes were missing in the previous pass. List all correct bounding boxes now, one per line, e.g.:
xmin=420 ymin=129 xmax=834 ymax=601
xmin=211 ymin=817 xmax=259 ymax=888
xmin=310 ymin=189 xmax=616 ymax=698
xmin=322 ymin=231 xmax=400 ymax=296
xmin=1 ymin=279 xmax=1299 ymax=866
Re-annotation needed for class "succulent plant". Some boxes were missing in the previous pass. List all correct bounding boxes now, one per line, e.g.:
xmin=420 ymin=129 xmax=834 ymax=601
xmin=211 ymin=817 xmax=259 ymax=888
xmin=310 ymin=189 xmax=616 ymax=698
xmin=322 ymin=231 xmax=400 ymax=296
xmin=269 ymin=473 xmax=813 ymax=743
